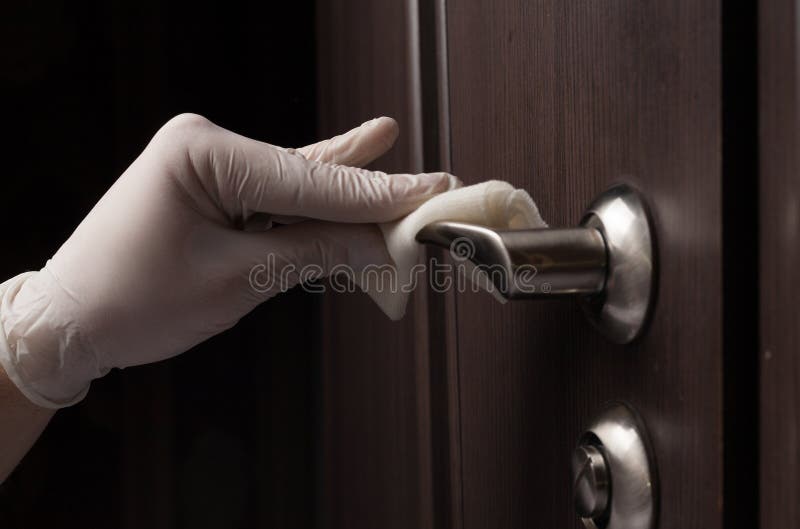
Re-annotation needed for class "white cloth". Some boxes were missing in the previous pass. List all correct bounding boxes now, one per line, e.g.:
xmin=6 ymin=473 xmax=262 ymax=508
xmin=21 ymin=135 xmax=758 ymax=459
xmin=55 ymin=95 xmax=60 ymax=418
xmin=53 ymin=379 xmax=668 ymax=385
xmin=367 ymin=180 xmax=547 ymax=320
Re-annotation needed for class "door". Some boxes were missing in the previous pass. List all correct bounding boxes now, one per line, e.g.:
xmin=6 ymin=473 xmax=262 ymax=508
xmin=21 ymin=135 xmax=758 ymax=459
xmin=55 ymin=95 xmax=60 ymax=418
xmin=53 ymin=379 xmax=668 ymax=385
xmin=444 ymin=2 xmax=723 ymax=528
xmin=317 ymin=1 xmax=760 ymax=528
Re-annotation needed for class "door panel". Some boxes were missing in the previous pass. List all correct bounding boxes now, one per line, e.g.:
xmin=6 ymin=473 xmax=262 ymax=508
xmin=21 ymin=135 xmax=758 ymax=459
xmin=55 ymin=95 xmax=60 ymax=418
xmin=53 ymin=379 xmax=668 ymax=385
xmin=759 ymin=0 xmax=800 ymax=526
xmin=318 ymin=2 xmax=734 ymax=528
xmin=445 ymin=2 xmax=722 ymax=528
xmin=316 ymin=2 xmax=434 ymax=528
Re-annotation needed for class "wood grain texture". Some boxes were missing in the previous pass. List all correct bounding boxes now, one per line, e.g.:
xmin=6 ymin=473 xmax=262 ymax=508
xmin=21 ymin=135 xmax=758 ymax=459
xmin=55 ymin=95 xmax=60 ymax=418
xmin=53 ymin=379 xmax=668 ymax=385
xmin=759 ymin=0 xmax=800 ymax=526
xmin=316 ymin=2 xmax=434 ymax=528
xmin=445 ymin=2 xmax=723 ymax=528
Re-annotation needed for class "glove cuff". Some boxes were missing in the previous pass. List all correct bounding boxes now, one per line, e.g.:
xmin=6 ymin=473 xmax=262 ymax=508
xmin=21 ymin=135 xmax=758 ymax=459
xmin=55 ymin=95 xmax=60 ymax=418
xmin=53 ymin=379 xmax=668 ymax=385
xmin=0 ymin=271 xmax=97 ymax=409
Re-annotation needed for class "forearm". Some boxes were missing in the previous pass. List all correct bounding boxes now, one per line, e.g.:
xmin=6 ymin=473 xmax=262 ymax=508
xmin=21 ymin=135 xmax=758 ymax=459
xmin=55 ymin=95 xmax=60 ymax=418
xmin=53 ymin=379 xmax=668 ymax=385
xmin=0 ymin=363 xmax=54 ymax=483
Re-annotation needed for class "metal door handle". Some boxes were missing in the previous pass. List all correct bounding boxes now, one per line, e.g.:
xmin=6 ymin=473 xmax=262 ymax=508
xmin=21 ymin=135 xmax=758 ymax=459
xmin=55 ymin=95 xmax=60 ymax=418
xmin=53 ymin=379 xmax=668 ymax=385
xmin=415 ymin=223 xmax=608 ymax=297
xmin=415 ymin=184 xmax=656 ymax=343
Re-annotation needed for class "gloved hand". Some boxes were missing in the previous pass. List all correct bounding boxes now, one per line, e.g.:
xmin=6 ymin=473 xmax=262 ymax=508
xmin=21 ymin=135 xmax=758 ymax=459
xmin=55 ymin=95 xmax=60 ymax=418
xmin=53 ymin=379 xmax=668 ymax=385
xmin=0 ymin=114 xmax=459 ymax=408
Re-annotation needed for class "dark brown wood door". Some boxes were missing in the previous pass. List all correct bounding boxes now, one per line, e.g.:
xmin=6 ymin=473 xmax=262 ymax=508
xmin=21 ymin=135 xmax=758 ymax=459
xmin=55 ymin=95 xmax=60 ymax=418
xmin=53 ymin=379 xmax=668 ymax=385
xmin=318 ymin=1 xmax=762 ymax=528
xmin=759 ymin=0 xmax=800 ymax=527
xmin=444 ymin=2 xmax=722 ymax=528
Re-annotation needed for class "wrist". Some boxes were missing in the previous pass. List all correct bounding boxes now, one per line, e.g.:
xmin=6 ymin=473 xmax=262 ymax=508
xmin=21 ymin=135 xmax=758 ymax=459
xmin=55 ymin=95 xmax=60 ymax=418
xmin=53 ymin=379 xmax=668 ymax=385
xmin=0 ymin=270 xmax=104 ymax=408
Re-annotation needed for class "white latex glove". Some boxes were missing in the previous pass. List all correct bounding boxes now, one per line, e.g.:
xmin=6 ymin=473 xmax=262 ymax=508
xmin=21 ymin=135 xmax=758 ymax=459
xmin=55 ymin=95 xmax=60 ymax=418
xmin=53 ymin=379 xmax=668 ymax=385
xmin=0 ymin=114 xmax=459 ymax=408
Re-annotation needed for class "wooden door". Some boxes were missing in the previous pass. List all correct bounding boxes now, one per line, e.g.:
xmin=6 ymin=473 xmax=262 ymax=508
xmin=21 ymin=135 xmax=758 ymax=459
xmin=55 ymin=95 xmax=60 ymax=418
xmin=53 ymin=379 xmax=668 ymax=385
xmin=318 ymin=1 xmax=760 ymax=528
xmin=316 ymin=2 xmax=436 ymax=528
xmin=759 ymin=0 xmax=800 ymax=527
xmin=444 ymin=2 xmax=724 ymax=528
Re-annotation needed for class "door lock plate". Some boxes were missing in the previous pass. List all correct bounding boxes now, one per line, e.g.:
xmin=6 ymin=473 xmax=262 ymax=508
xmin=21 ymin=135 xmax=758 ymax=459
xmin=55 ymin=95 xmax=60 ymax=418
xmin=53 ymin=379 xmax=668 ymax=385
xmin=572 ymin=402 xmax=658 ymax=529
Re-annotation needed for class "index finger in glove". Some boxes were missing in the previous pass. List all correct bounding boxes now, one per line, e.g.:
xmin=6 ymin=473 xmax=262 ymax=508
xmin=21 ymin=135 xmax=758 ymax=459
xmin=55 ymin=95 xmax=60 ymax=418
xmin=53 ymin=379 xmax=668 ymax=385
xmin=157 ymin=114 xmax=460 ymax=223
xmin=298 ymin=116 xmax=399 ymax=167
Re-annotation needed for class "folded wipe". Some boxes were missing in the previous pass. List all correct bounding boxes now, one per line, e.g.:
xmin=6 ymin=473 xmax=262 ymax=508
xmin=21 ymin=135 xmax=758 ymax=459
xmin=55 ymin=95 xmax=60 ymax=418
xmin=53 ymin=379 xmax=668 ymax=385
xmin=366 ymin=180 xmax=547 ymax=320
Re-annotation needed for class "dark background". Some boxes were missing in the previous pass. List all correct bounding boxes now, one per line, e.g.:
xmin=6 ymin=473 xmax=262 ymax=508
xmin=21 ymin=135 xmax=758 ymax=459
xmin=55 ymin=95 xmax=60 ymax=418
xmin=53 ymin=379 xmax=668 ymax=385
xmin=0 ymin=2 xmax=320 ymax=528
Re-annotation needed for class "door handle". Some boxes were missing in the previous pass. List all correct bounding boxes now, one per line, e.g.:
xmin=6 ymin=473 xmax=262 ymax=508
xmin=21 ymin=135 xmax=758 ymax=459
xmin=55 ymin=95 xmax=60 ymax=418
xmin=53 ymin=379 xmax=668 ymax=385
xmin=415 ymin=184 xmax=656 ymax=343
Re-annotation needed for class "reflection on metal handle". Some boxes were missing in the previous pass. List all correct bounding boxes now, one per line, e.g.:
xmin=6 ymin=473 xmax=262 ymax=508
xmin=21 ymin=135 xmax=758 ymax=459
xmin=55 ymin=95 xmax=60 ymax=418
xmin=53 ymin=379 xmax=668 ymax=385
xmin=415 ymin=223 xmax=607 ymax=298
xmin=414 ymin=184 xmax=656 ymax=344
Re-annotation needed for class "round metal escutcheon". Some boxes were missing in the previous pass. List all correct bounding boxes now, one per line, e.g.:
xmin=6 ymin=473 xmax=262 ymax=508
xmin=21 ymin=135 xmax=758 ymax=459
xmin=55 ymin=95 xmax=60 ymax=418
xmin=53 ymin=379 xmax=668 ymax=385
xmin=579 ymin=184 xmax=657 ymax=344
xmin=573 ymin=402 xmax=658 ymax=529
